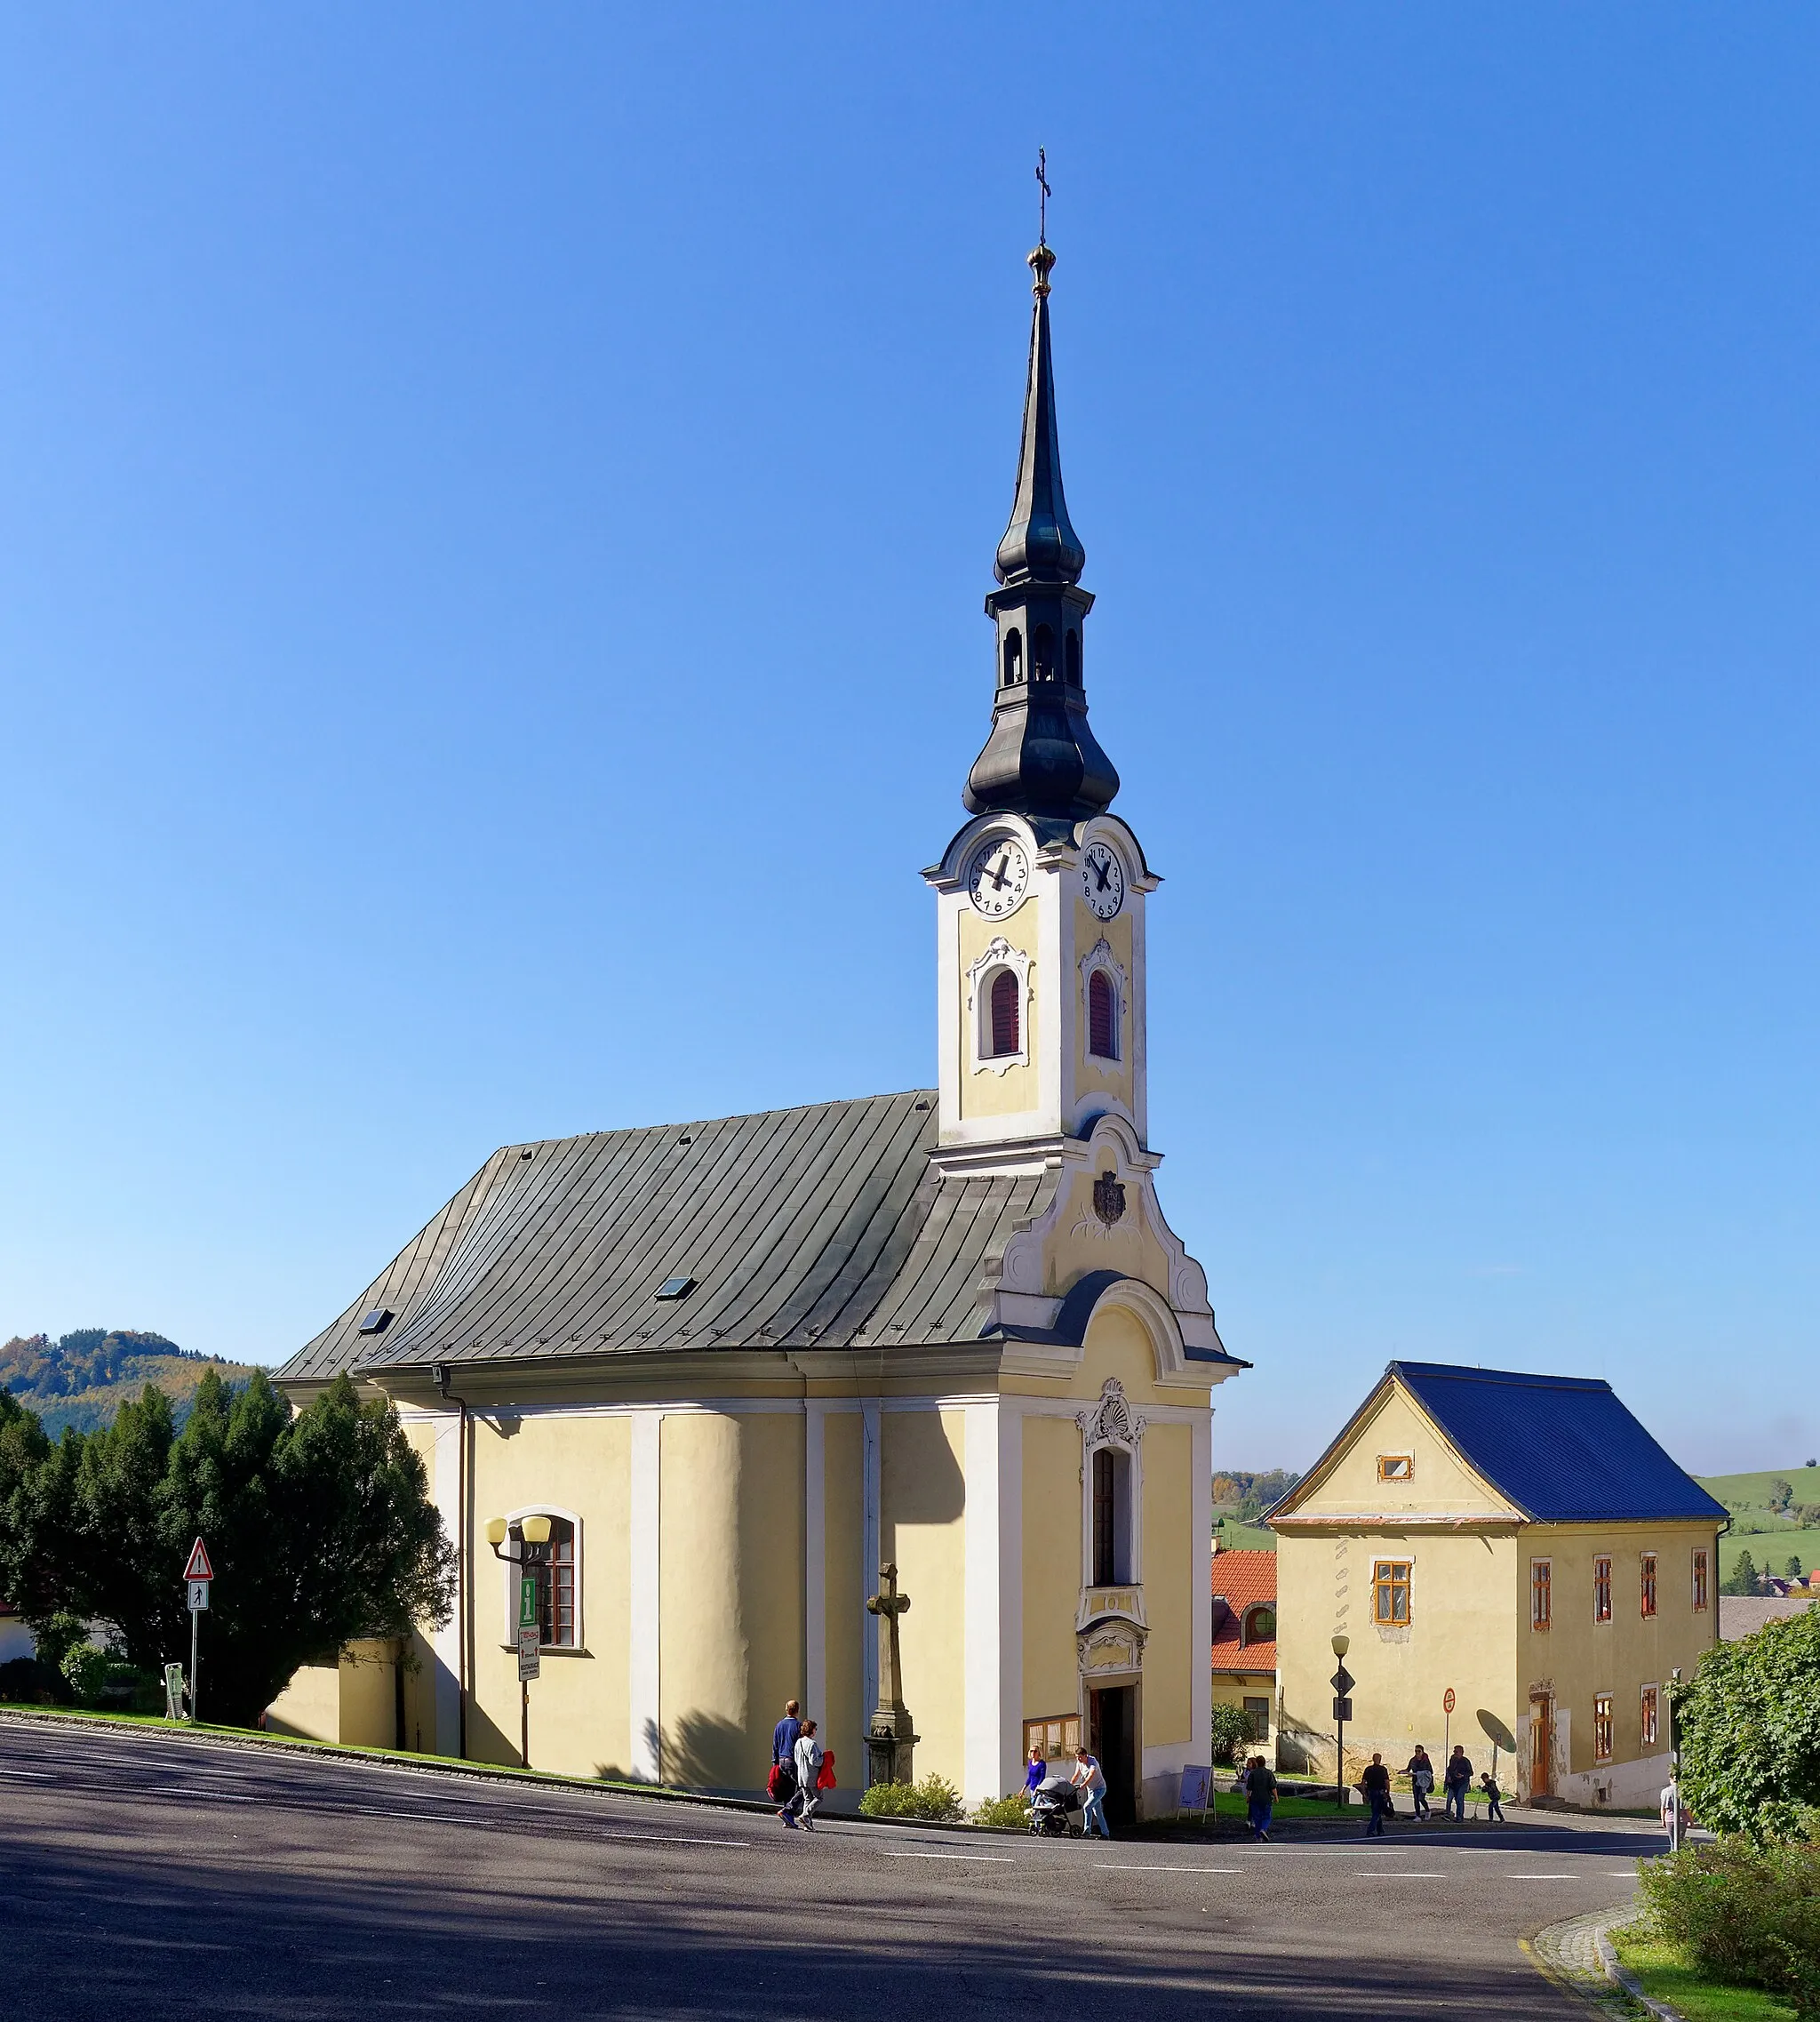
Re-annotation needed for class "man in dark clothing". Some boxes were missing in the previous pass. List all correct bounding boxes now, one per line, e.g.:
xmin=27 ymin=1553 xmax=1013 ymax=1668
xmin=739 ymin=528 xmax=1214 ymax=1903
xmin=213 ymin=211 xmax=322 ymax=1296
xmin=1361 ymin=1753 xmax=1392 ymax=1836
xmin=1243 ymin=1755 xmax=1278 ymax=1842
xmin=772 ymin=1698 xmax=803 ymax=1826
xmin=1443 ymin=1744 xmax=1474 ymax=1823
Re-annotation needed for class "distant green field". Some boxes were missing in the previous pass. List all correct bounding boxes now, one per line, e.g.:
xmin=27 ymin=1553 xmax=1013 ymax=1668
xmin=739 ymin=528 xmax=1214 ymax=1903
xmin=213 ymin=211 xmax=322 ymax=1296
xmin=1698 ymin=1465 xmax=1820 ymax=1507
xmin=1720 ymin=1532 xmax=1818 ymax=1584
xmin=1213 ymin=1516 xmax=1275 ymax=1552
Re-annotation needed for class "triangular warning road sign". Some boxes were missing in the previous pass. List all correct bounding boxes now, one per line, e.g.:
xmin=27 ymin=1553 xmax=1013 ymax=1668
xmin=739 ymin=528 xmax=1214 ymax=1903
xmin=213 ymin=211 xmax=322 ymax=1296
xmin=182 ymin=1538 xmax=214 ymax=1582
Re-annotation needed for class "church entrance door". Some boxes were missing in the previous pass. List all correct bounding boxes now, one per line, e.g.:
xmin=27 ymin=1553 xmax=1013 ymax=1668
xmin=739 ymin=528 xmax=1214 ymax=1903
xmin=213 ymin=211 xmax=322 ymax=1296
xmin=1090 ymin=1684 xmax=1138 ymax=1830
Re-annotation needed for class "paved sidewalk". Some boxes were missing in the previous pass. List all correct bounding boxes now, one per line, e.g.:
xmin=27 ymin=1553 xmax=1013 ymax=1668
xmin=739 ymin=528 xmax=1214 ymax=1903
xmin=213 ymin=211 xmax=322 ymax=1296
xmin=1527 ymin=1904 xmax=1657 ymax=2018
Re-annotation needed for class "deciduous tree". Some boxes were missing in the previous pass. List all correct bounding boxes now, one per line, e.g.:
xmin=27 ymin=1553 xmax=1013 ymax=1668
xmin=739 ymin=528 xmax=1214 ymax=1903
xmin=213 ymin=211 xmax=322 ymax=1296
xmin=1671 ymin=1607 xmax=1820 ymax=1842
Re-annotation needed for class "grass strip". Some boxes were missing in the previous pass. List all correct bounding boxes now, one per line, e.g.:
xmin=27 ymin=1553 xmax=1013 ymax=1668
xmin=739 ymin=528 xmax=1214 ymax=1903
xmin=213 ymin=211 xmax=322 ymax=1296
xmin=1610 ymin=1928 xmax=1799 ymax=2022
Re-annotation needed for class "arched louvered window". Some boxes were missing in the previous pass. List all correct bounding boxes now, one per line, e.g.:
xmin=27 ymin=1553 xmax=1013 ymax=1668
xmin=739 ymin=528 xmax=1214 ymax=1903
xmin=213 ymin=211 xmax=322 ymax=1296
xmin=1088 ymin=970 xmax=1118 ymax=1060
xmin=1065 ymin=629 xmax=1081 ymax=685
xmin=988 ymin=969 xmax=1020 ymax=1058
xmin=1002 ymin=627 xmax=1023 ymax=687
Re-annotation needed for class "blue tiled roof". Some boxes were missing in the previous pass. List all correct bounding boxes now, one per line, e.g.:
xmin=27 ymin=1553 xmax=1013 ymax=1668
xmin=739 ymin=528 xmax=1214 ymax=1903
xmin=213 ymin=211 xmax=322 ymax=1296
xmin=1392 ymin=1362 xmax=1727 ymax=1525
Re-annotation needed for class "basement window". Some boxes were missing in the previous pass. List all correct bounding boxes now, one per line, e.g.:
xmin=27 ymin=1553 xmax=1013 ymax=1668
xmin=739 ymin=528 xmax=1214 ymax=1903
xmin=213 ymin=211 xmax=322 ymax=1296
xmin=656 ymin=1277 xmax=698 ymax=1301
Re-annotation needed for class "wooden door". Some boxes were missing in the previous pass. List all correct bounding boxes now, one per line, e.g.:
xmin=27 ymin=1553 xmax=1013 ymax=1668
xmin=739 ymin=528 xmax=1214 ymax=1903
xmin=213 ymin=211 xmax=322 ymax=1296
xmin=1529 ymin=1696 xmax=1552 ymax=1799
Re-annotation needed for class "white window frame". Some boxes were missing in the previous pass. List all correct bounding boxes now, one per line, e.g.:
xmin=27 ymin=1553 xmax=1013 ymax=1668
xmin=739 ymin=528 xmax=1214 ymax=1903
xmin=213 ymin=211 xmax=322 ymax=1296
xmin=1080 ymin=937 xmax=1127 ymax=1065
xmin=498 ymin=1503 xmax=585 ymax=1652
xmin=967 ymin=937 xmax=1031 ymax=1075
xmin=1077 ymin=1379 xmax=1145 ymax=1591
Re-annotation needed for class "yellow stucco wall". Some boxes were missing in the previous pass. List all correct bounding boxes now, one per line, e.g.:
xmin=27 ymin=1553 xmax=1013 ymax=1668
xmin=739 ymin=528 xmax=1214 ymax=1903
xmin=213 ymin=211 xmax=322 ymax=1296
xmin=1022 ymin=1411 xmax=1082 ymax=1730
xmin=1293 ymin=1388 xmax=1503 ymax=1517
xmin=1139 ymin=1421 xmax=1193 ymax=1748
xmin=1277 ymin=1527 xmax=1521 ymax=1776
xmin=658 ymin=1411 xmax=803 ymax=1791
xmin=957 ymin=902 xmax=1037 ymax=1119
xmin=1513 ymin=1521 xmax=1719 ymax=1778
xmin=822 ymin=1411 xmax=864 ymax=1786
xmin=265 ymin=1639 xmax=399 ymax=1746
xmin=882 ymin=1407 xmax=967 ymax=1788
xmin=465 ymin=1410 xmax=632 ymax=1778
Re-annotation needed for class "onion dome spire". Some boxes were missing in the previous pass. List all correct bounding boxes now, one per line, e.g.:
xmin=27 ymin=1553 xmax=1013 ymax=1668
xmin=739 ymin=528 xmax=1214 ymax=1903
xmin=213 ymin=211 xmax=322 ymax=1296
xmin=964 ymin=198 xmax=1119 ymax=822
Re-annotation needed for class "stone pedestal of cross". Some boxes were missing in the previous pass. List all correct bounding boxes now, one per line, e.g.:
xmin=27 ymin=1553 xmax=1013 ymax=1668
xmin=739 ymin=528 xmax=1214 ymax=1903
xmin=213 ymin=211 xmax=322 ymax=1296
xmin=865 ymin=1561 xmax=919 ymax=1788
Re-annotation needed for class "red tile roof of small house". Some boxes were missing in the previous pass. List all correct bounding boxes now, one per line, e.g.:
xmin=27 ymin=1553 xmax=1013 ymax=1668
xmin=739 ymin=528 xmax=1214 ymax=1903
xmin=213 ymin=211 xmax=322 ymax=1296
xmin=1209 ymin=1549 xmax=1277 ymax=1674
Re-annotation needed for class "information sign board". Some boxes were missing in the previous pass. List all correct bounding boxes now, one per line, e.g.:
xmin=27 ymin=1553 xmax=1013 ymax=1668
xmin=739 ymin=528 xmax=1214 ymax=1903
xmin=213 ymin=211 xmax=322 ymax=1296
xmin=517 ymin=1626 xmax=541 ymax=1682
xmin=1332 ymin=1695 xmax=1353 ymax=1722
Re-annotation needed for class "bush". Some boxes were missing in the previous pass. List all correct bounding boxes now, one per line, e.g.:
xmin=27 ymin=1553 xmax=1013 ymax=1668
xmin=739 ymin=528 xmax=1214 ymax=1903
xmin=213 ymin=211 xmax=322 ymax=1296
xmin=1640 ymin=1833 xmax=1820 ymax=2014
xmin=857 ymin=1772 xmax=964 ymax=1822
xmin=60 ymin=1642 xmax=109 ymax=1706
xmin=1209 ymin=1703 xmax=1255 ymax=1767
xmin=972 ymin=1790 xmax=1031 ymax=1829
xmin=0 ymin=1655 xmax=64 ymax=1705
xmin=1672 ymin=1607 xmax=1820 ymax=1841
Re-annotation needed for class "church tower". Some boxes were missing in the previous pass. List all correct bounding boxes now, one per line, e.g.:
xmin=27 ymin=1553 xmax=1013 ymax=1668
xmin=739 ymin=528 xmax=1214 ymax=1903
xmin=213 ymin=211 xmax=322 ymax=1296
xmin=926 ymin=235 xmax=1155 ymax=1170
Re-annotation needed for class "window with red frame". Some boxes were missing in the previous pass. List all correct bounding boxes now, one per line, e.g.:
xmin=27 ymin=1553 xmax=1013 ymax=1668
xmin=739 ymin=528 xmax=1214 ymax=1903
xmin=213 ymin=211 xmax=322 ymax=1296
xmin=1640 ymin=1685 xmax=1659 ymax=1748
xmin=1088 ymin=970 xmax=1118 ymax=1060
xmin=1594 ymin=1693 xmax=1613 ymax=1762
xmin=511 ymin=1517 xmax=576 ymax=1649
xmin=1530 ymin=1559 xmax=1553 ymax=1630
xmin=988 ymin=970 xmax=1020 ymax=1057
xmin=1692 ymin=1549 xmax=1709 ymax=1611
xmin=1593 ymin=1555 xmax=1612 ymax=1623
xmin=1640 ymin=1553 xmax=1657 ymax=1618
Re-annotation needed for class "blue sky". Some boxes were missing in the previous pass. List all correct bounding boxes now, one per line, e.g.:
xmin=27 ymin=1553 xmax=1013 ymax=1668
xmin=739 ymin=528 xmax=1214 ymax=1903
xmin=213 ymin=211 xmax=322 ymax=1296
xmin=3 ymin=7 xmax=1816 ymax=1474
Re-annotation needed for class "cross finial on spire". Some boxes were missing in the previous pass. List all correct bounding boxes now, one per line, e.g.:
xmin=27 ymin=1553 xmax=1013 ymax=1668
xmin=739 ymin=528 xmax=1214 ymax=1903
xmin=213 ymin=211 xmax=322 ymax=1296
xmin=1035 ymin=147 xmax=1050 ymax=248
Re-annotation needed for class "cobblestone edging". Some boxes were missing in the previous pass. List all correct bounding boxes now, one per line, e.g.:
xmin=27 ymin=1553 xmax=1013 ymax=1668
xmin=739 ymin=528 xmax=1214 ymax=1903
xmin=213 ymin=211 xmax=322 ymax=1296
xmin=1525 ymin=1904 xmax=1686 ymax=2021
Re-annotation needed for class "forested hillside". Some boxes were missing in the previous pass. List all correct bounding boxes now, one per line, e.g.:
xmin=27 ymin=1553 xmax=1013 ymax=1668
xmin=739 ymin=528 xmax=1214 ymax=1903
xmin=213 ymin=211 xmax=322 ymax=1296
xmin=0 ymin=1330 xmax=259 ymax=1437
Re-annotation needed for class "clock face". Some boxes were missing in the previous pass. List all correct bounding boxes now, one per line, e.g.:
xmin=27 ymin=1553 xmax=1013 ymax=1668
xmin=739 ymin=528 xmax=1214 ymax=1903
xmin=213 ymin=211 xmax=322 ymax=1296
xmin=967 ymin=835 xmax=1030 ymax=918
xmin=1082 ymin=841 xmax=1125 ymax=920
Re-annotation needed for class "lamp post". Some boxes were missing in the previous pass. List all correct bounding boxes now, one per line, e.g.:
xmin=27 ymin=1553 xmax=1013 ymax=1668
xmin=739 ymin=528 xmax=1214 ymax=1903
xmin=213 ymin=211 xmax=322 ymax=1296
xmin=1330 ymin=1634 xmax=1354 ymax=1811
xmin=485 ymin=1515 xmax=551 ymax=1769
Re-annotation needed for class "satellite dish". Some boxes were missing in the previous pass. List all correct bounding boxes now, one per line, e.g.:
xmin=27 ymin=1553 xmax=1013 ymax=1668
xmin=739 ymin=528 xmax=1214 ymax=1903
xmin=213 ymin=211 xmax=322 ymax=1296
xmin=1478 ymin=1709 xmax=1517 ymax=1753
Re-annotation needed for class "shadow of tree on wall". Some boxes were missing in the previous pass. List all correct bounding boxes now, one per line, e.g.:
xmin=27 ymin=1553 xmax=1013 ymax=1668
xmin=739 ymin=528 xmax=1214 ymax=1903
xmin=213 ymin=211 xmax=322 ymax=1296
xmin=594 ymin=1712 xmax=757 ymax=1794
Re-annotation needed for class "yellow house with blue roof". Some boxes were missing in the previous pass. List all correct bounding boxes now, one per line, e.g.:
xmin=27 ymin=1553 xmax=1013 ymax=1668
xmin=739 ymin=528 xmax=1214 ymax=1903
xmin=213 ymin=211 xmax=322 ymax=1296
xmin=1271 ymin=1363 xmax=1724 ymax=1810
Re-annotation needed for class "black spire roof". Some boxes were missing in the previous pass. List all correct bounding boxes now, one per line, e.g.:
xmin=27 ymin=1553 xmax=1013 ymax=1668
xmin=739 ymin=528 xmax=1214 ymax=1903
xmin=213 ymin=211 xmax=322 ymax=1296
xmin=994 ymin=245 xmax=1086 ymax=587
xmin=964 ymin=240 xmax=1119 ymax=821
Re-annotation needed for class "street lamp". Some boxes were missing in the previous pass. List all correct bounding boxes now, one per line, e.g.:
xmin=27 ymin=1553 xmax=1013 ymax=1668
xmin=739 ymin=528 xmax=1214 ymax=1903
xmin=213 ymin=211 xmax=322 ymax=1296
xmin=1330 ymin=1634 xmax=1354 ymax=1812
xmin=486 ymin=1515 xmax=551 ymax=1769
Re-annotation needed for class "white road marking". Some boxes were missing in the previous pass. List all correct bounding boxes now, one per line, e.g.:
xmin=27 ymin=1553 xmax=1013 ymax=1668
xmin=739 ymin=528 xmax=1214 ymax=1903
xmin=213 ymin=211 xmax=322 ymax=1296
xmin=0 ymin=1769 xmax=52 ymax=1779
xmin=1356 ymin=1872 xmax=1447 ymax=1878
xmin=1506 ymin=1874 xmax=1579 ymax=1880
xmin=1092 ymin=1864 xmax=1241 ymax=1874
xmin=877 ymin=1849 xmax=1013 ymax=1863
xmin=166 ymin=1790 xmax=258 ymax=1802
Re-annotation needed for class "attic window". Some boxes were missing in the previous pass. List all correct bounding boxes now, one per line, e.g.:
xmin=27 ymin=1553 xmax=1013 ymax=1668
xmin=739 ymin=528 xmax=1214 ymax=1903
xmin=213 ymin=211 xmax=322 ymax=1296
xmin=357 ymin=1308 xmax=393 ymax=1335
xmin=656 ymin=1277 xmax=697 ymax=1302
xmin=1377 ymin=1454 xmax=1413 ymax=1483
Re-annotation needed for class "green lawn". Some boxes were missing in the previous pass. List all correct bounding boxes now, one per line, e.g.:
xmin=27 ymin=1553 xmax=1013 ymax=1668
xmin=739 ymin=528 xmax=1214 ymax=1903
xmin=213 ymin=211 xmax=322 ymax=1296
xmin=1720 ymin=1530 xmax=1819 ymax=1584
xmin=1610 ymin=1928 xmax=1798 ymax=2022
xmin=1213 ymin=1516 xmax=1275 ymax=1552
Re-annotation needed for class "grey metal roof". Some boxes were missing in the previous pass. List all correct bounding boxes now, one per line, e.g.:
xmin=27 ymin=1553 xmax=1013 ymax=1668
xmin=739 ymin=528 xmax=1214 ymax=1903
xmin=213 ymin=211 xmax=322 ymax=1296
xmin=277 ymin=1091 xmax=1059 ymax=1384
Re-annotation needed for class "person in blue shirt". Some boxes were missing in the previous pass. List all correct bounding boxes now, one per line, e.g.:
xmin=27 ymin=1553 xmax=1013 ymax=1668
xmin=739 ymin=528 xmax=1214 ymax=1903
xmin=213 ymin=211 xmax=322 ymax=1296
xmin=772 ymin=1698 xmax=803 ymax=1826
xmin=1025 ymin=1746 xmax=1048 ymax=1797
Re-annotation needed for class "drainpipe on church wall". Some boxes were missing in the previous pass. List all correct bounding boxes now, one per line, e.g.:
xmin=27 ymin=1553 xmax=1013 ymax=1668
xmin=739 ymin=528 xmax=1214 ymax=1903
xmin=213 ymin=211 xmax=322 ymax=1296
xmin=434 ymin=1363 xmax=469 ymax=1761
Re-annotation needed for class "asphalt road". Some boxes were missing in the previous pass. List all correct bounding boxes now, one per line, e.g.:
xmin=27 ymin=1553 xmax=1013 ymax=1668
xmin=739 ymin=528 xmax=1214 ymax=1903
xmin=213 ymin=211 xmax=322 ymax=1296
xmin=1 ymin=1716 xmax=1655 ymax=2020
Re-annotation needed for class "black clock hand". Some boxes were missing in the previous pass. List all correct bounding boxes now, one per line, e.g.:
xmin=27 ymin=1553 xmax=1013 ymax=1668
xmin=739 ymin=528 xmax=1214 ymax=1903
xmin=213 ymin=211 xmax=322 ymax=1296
xmin=986 ymin=858 xmax=1011 ymax=891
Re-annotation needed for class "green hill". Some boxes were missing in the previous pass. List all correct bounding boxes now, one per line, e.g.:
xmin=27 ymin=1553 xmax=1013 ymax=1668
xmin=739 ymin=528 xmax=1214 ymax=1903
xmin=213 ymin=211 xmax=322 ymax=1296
xmin=0 ymin=1329 xmax=259 ymax=1438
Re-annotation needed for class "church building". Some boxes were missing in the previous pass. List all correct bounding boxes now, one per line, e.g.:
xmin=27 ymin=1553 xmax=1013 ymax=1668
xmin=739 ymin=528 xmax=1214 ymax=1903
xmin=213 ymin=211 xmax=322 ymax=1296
xmin=271 ymin=231 xmax=1243 ymax=1821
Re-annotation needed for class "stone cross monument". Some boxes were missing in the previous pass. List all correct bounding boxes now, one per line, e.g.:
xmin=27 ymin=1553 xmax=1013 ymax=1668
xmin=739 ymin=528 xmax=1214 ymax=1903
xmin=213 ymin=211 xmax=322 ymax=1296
xmin=865 ymin=1561 xmax=918 ymax=1787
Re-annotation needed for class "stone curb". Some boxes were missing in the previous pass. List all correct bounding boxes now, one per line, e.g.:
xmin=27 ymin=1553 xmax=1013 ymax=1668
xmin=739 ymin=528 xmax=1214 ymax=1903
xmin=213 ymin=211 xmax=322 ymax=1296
xmin=1525 ymin=1902 xmax=1686 ymax=2022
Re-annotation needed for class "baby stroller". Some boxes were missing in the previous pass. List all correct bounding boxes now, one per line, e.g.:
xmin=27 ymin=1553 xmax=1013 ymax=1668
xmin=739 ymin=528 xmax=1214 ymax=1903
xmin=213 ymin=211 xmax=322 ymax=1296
xmin=1029 ymin=1776 xmax=1083 ymax=1836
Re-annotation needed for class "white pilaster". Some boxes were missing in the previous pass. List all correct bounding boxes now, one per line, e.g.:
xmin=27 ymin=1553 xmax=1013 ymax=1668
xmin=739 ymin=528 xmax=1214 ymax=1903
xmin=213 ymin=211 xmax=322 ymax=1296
xmin=963 ymin=1398 xmax=1021 ymax=1804
xmin=630 ymin=1411 xmax=662 ymax=1782
xmin=429 ymin=1409 xmax=462 ymax=1756
xmin=804 ymin=1401 xmax=826 ymax=1727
